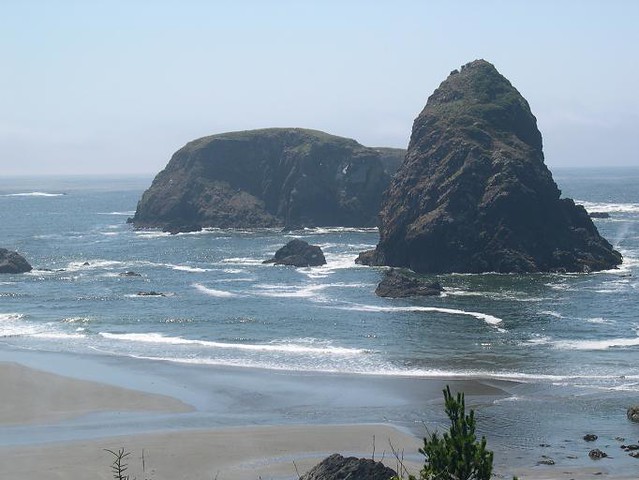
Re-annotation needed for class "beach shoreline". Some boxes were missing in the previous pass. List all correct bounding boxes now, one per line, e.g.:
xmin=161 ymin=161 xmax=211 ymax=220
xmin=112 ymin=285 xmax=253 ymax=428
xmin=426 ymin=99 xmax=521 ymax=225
xmin=0 ymin=352 xmax=637 ymax=479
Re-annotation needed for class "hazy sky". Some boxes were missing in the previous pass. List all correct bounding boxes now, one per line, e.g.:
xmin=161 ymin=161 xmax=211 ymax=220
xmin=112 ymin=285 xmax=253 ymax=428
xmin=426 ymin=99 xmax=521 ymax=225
xmin=2 ymin=0 xmax=638 ymax=175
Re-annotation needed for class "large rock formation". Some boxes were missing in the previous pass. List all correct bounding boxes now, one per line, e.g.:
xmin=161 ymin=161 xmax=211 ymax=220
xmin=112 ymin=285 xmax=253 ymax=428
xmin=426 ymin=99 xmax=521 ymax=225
xmin=131 ymin=128 xmax=391 ymax=231
xmin=0 ymin=249 xmax=32 ymax=274
xmin=359 ymin=60 xmax=622 ymax=273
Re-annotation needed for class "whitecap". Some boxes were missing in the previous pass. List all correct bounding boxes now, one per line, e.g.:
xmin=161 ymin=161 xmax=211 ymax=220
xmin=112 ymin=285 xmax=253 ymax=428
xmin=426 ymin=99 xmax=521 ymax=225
xmin=253 ymin=283 xmax=327 ymax=298
xmin=170 ymin=265 xmax=209 ymax=273
xmin=525 ymin=333 xmax=639 ymax=350
xmin=135 ymin=231 xmax=170 ymax=239
xmin=96 ymin=211 xmax=136 ymax=216
xmin=552 ymin=337 xmax=639 ymax=350
xmin=66 ymin=259 xmax=124 ymax=271
xmin=577 ymin=200 xmax=639 ymax=214
xmin=539 ymin=311 xmax=564 ymax=319
xmin=331 ymin=303 xmax=505 ymax=330
xmin=1 ymin=192 xmax=65 ymax=197
xmin=32 ymin=332 xmax=86 ymax=340
xmin=62 ymin=317 xmax=91 ymax=324
xmin=98 ymin=332 xmax=365 ymax=356
xmin=193 ymin=283 xmax=239 ymax=298
xmin=220 ymin=257 xmax=264 ymax=266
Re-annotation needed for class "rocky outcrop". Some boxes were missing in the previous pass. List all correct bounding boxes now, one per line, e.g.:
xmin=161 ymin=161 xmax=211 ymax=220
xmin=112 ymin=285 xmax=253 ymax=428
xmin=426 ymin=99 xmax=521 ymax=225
xmin=0 ymin=249 xmax=32 ymax=274
xmin=359 ymin=60 xmax=622 ymax=273
xmin=588 ymin=448 xmax=608 ymax=460
xmin=263 ymin=239 xmax=326 ymax=267
xmin=627 ymin=405 xmax=639 ymax=422
xmin=300 ymin=454 xmax=397 ymax=480
xmin=131 ymin=128 xmax=391 ymax=231
xmin=375 ymin=268 xmax=442 ymax=297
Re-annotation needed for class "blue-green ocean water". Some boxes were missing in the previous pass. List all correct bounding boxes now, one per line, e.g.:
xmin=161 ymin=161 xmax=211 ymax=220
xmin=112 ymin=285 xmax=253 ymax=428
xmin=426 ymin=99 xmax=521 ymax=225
xmin=0 ymin=168 xmax=638 ymax=474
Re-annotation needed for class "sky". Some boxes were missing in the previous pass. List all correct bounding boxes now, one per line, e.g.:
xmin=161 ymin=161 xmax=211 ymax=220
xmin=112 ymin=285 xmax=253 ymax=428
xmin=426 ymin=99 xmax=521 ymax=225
xmin=1 ymin=0 xmax=638 ymax=175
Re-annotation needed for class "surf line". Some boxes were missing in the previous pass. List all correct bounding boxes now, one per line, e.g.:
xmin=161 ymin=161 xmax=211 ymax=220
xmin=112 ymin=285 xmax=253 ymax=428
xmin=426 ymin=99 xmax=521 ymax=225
xmin=330 ymin=303 xmax=506 ymax=331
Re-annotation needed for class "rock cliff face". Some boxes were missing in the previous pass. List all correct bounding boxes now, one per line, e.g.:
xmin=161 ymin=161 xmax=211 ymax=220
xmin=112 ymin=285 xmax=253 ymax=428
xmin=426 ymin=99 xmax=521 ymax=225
xmin=359 ymin=60 xmax=622 ymax=273
xmin=131 ymin=129 xmax=390 ymax=230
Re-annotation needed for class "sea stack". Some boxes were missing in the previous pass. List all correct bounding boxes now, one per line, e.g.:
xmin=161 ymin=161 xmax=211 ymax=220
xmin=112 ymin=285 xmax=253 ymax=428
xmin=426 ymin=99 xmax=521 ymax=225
xmin=0 ymin=249 xmax=32 ymax=274
xmin=131 ymin=128 xmax=392 ymax=231
xmin=358 ymin=60 xmax=622 ymax=273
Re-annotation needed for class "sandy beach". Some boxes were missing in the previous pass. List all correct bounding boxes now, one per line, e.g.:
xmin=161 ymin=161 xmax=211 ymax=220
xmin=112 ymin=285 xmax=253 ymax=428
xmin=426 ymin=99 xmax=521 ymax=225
xmin=0 ymin=359 xmax=635 ymax=479
xmin=0 ymin=361 xmax=422 ymax=479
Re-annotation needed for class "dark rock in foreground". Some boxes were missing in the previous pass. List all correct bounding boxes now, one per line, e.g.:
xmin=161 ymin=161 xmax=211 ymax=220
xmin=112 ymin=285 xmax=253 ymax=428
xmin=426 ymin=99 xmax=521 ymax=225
xmin=263 ymin=239 xmax=326 ymax=267
xmin=360 ymin=60 xmax=622 ymax=274
xmin=300 ymin=453 xmax=397 ymax=480
xmin=131 ymin=128 xmax=391 ymax=232
xmin=0 ymin=249 xmax=32 ymax=274
xmin=375 ymin=268 xmax=442 ymax=298
xmin=627 ymin=405 xmax=639 ymax=422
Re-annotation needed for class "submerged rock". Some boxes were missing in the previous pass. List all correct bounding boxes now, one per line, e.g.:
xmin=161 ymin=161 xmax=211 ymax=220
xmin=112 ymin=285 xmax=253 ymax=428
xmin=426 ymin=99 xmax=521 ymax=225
xmin=359 ymin=60 xmax=622 ymax=273
xmin=136 ymin=291 xmax=165 ymax=297
xmin=588 ymin=448 xmax=608 ymax=460
xmin=131 ymin=128 xmax=391 ymax=231
xmin=583 ymin=434 xmax=598 ymax=442
xmin=119 ymin=271 xmax=142 ymax=277
xmin=300 ymin=453 xmax=397 ymax=480
xmin=589 ymin=212 xmax=610 ymax=219
xmin=0 ymin=249 xmax=32 ymax=274
xmin=263 ymin=239 xmax=326 ymax=267
xmin=375 ymin=268 xmax=442 ymax=297
xmin=627 ymin=405 xmax=639 ymax=422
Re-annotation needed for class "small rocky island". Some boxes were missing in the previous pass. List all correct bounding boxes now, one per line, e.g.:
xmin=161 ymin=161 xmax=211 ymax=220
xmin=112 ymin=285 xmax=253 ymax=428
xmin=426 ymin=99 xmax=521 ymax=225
xmin=131 ymin=128 xmax=403 ymax=232
xmin=0 ymin=249 xmax=32 ymax=274
xmin=358 ymin=60 xmax=622 ymax=274
xmin=264 ymin=239 xmax=326 ymax=267
xmin=375 ymin=269 xmax=442 ymax=298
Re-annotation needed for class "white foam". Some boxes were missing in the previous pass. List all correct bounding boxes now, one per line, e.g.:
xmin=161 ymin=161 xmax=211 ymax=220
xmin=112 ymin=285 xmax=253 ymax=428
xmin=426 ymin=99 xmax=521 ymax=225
xmin=553 ymin=337 xmax=639 ymax=350
xmin=32 ymin=332 xmax=86 ymax=340
xmin=253 ymin=283 xmax=326 ymax=298
xmin=332 ymin=303 xmax=505 ymax=330
xmin=577 ymin=200 xmax=639 ymax=214
xmin=135 ymin=231 xmax=169 ymax=239
xmin=1 ymin=192 xmax=64 ymax=197
xmin=97 ymin=211 xmax=136 ymax=216
xmin=585 ymin=317 xmax=612 ymax=324
xmin=220 ymin=257 xmax=264 ymax=266
xmin=99 ymin=332 xmax=365 ymax=355
xmin=62 ymin=317 xmax=91 ymax=324
xmin=193 ymin=283 xmax=239 ymax=298
xmin=525 ymin=333 xmax=639 ymax=350
xmin=540 ymin=310 xmax=564 ymax=319
xmin=171 ymin=265 xmax=209 ymax=273
xmin=66 ymin=259 xmax=124 ymax=271
xmin=0 ymin=313 xmax=25 ymax=321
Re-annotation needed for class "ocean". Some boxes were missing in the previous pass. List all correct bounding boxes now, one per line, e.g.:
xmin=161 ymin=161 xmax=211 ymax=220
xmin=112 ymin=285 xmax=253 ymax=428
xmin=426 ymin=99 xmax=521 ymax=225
xmin=1 ymin=168 xmax=638 ymax=475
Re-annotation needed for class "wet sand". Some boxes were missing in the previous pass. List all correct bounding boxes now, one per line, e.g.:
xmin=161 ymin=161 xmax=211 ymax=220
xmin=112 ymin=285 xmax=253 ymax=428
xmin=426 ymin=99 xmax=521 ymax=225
xmin=0 ymin=359 xmax=634 ymax=479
